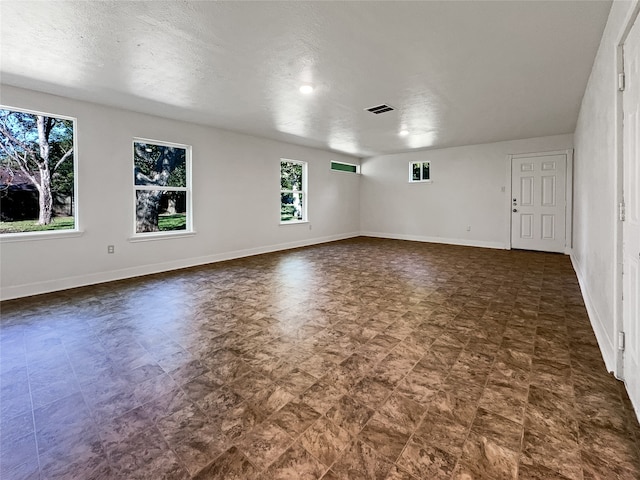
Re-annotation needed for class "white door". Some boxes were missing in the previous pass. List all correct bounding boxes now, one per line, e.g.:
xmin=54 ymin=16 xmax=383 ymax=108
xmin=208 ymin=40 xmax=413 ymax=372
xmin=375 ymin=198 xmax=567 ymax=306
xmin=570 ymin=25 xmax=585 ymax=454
xmin=622 ymin=15 xmax=640 ymax=415
xmin=511 ymin=153 xmax=567 ymax=253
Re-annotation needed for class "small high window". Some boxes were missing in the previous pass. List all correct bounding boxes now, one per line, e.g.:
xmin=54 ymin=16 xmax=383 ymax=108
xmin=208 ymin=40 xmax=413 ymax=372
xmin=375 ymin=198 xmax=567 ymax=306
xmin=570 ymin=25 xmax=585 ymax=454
xmin=0 ymin=106 xmax=77 ymax=235
xmin=133 ymin=139 xmax=191 ymax=235
xmin=280 ymin=159 xmax=307 ymax=223
xmin=409 ymin=161 xmax=431 ymax=182
xmin=331 ymin=161 xmax=359 ymax=173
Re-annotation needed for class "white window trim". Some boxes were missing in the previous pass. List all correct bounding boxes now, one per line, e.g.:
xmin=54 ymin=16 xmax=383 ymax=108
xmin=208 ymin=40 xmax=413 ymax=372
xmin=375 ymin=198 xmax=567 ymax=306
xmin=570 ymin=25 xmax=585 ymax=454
xmin=280 ymin=158 xmax=308 ymax=224
xmin=0 ymin=105 xmax=81 ymax=238
xmin=0 ymin=230 xmax=84 ymax=243
xmin=128 ymin=231 xmax=196 ymax=242
xmin=408 ymin=161 xmax=432 ymax=183
xmin=131 ymin=138 xmax=193 ymax=239
xmin=278 ymin=221 xmax=309 ymax=226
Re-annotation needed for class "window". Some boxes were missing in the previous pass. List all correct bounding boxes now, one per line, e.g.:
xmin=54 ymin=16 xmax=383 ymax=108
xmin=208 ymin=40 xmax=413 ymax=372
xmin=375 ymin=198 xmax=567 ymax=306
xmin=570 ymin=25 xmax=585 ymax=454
xmin=331 ymin=161 xmax=359 ymax=173
xmin=133 ymin=139 xmax=191 ymax=235
xmin=0 ymin=106 xmax=77 ymax=235
xmin=280 ymin=159 xmax=307 ymax=223
xmin=409 ymin=161 xmax=431 ymax=182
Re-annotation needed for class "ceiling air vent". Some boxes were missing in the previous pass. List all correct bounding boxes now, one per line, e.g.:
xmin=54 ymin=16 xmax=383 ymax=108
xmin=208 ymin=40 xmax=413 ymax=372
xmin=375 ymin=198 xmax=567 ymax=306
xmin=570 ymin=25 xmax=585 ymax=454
xmin=365 ymin=104 xmax=395 ymax=115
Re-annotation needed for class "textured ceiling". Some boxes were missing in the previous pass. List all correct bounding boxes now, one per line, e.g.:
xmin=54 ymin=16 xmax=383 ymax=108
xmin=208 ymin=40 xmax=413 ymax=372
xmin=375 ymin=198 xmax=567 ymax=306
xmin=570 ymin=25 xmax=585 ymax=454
xmin=0 ymin=1 xmax=612 ymax=157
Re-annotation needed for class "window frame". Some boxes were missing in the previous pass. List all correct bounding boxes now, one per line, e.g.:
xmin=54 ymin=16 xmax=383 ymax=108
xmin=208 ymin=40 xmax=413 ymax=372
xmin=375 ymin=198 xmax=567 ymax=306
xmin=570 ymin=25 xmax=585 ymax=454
xmin=409 ymin=161 xmax=431 ymax=183
xmin=0 ymin=105 xmax=80 ymax=241
xmin=330 ymin=161 xmax=360 ymax=174
xmin=280 ymin=158 xmax=308 ymax=224
xmin=131 ymin=138 xmax=193 ymax=240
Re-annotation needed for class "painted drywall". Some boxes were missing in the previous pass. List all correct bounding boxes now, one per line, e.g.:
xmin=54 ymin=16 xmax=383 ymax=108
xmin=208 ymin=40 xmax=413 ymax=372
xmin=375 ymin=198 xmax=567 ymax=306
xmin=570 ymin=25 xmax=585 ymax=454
xmin=360 ymin=135 xmax=573 ymax=249
xmin=572 ymin=0 xmax=638 ymax=374
xmin=0 ymin=85 xmax=361 ymax=300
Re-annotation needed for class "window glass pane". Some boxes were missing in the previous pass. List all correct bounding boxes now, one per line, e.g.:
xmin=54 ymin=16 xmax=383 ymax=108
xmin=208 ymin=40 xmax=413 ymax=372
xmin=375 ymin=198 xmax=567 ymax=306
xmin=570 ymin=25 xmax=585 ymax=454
xmin=412 ymin=163 xmax=421 ymax=181
xmin=134 ymin=142 xmax=186 ymax=187
xmin=281 ymin=192 xmax=304 ymax=222
xmin=281 ymin=161 xmax=303 ymax=190
xmin=136 ymin=190 xmax=187 ymax=233
xmin=0 ymin=108 xmax=76 ymax=233
xmin=331 ymin=161 xmax=357 ymax=173
xmin=422 ymin=162 xmax=430 ymax=180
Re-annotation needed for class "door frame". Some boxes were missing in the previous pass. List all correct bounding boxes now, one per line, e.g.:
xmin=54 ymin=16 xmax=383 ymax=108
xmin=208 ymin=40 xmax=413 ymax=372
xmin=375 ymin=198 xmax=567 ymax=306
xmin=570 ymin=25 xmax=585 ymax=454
xmin=505 ymin=149 xmax=574 ymax=254
xmin=614 ymin=2 xmax=640 ymax=381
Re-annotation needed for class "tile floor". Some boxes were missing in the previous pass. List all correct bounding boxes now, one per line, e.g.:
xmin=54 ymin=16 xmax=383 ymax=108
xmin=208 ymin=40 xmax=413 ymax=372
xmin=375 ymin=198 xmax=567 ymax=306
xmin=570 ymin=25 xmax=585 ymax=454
xmin=1 ymin=237 xmax=639 ymax=480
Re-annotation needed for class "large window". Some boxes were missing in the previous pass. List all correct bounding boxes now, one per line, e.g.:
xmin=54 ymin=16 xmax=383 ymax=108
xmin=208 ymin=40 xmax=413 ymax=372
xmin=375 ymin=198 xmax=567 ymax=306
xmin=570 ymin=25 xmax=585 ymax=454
xmin=409 ymin=161 xmax=431 ymax=182
xmin=0 ymin=107 xmax=77 ymax=235
xmin=280 ymin=159 xmax=307 ymax=223
xmin=133 ymin=139 xmax=191 ymax=235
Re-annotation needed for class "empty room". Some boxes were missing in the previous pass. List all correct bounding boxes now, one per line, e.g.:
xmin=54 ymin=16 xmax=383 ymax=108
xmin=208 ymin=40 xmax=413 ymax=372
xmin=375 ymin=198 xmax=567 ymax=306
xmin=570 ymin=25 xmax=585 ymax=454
xmin=1 ymin=1 xmax=639 ymax=479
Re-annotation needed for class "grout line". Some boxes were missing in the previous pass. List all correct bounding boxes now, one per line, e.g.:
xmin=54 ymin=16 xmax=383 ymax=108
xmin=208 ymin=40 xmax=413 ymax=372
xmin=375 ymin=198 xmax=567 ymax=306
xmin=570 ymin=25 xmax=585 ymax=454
xmin=23 ymin=331 xmax=42 ymax=477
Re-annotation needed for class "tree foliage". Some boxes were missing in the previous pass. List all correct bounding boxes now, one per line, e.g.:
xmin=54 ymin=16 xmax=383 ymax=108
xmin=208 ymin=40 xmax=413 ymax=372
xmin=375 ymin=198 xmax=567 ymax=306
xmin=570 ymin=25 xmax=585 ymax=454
xmin=134 ymin=142 xmax=186 ymax=233
xmin=280 ymin=161 xmax=304 ymax=221
xmin=134 ymin=143 xmax=185 ymax=187
xmin=280 ymin=161 xmax=302 ymax=191
xmin=0 ymin=109 xmax=74 ymax=225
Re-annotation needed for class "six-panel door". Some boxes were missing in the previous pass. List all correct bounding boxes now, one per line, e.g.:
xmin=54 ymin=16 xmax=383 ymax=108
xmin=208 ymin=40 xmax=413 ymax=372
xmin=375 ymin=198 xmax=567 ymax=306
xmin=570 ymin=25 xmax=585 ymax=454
xmin=511 ymin=154 xmax=567 ymax=253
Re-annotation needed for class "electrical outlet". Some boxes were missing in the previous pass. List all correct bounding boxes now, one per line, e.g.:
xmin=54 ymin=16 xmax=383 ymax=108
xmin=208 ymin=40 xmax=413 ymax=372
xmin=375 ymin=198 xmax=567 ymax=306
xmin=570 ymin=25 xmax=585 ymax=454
xmin=107 ymin=245 xmax=115 ymax=254
xmin=501 ymin=186 xmax=506 ymax=192
xmin=309 ymin=224 xmax=312 ymax=230
xmin=466 ymin=226 xmax=471 ymax=232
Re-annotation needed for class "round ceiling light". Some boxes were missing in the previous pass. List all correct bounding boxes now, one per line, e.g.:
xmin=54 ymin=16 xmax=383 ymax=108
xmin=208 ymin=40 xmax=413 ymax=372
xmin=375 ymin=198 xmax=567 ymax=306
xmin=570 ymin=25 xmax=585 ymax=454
xmin=299 ymin=85 xmax=314 ymax=94
xmin=399 ymin=129 xmax=409 ymax=137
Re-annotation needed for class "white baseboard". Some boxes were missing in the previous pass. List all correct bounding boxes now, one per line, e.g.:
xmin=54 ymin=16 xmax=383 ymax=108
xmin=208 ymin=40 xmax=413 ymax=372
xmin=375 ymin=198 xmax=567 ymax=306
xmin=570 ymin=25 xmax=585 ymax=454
xmin=570 ymin=253 xmax=615 ymax=372
xmin=360 ymin=231 xmax=507 ymax=250
xmin=0 ymin=232 xmax=360 ymax=301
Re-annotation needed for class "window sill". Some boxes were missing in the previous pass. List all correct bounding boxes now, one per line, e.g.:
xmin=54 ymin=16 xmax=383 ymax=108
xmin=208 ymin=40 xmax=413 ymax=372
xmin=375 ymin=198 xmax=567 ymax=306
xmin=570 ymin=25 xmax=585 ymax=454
xmin=0 ymin=229 xmax=84 ymax=243
xmin=279 ymin=221 xmax=309 ymax=226
xmin=408 ymin=180 xmax=433 ymax=184
xmin=129 ymin=231 xmax=196 ymax=242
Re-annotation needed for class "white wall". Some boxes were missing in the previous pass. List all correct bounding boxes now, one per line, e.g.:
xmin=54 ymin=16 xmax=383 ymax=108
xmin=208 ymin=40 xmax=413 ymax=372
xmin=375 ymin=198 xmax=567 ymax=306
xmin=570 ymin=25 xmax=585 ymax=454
xmin=0 ymin=86 xmax=361 ymax=300
xmin=572 ymin=0 xmax=638 ymax=373
xmin=360 ymin=135 xmax=573 ymax=249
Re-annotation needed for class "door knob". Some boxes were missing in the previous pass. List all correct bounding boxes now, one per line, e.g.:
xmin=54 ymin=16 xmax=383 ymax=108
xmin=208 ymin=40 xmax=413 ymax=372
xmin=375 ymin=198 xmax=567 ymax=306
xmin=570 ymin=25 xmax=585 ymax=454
xmin=513 ymin=209 xmax=518 ymax=213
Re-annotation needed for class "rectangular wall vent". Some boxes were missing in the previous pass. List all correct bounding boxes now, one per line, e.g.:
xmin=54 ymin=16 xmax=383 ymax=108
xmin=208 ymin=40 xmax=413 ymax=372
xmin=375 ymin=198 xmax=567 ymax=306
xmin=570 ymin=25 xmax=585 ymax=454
xmin=365 ymin=104 xmax=395 ymax=114
xmin=331 ymin=161 xmax=359 ymax=173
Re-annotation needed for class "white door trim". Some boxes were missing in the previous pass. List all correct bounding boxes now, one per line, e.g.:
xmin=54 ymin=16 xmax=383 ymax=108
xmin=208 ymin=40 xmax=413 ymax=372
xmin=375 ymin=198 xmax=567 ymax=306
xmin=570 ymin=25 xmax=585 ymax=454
xmin=614 ymin=1 xmax=640 ymax=382
xmin=506 ymin=149 xmax=574 ymax=254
